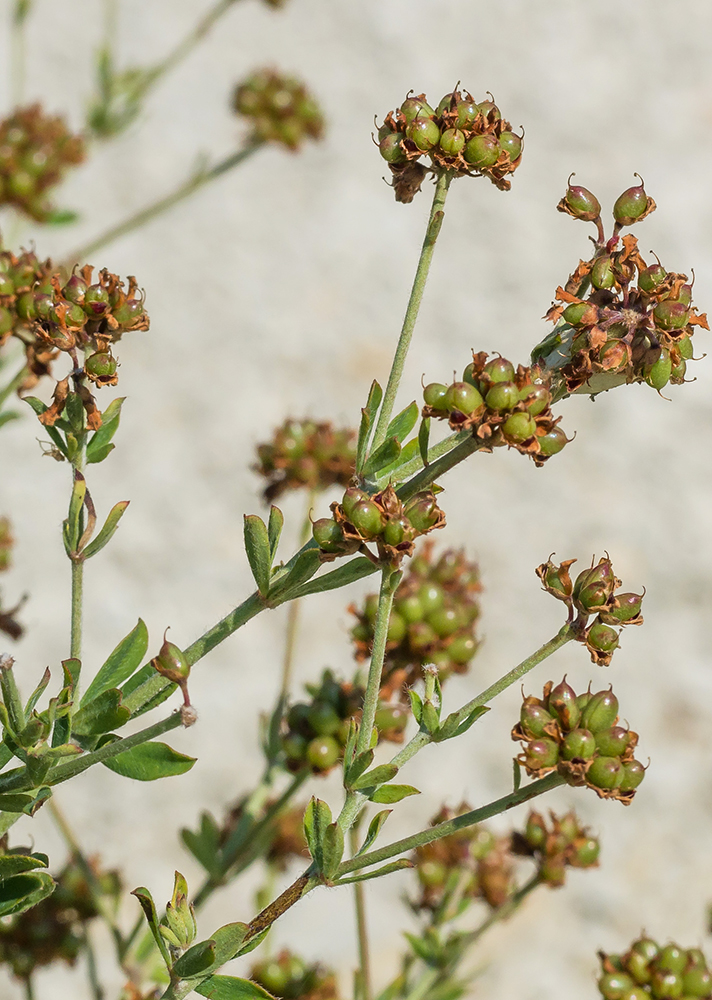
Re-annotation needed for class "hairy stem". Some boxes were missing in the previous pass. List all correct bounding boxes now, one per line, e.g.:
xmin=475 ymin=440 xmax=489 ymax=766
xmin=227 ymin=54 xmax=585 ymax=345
xmin=371 ymin=171 xmax=453 ymax=452
xmin=357 ymin=568 xmax=400 ymax=756
xmin=70 ymin=558 xmax=84 ymax=660
xmin=396 ymin=435 xmax=482 ymax=502
xmin=351 ymin=824 xmax=372 ymax=1000
xmin=62 ymin=144 xmax=261 ymax=267
xmin=280 ymin=491 xmax=315 ymax=697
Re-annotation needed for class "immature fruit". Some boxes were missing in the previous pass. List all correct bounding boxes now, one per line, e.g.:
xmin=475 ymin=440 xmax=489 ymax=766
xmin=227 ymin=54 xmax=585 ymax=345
xmin=563 ymin=302 xmax=591 ymax=325
xmin=463 ymin=134 xmax=499 ymax=168
xmin=447 ymin=634 xmax=477 ymax=663
xmin=619 ymin=760 xmax=645 ymax=791
xmin=312 ymin=518 xmax=344 ymax=552
xmin=580 ymin=689 xmax=619 ymax=733
xmin=682 ymin=965 xmax=712 ymax=996
xmin=498 ymin=131 xmax=522 ymax=158
xmin=653 ymin=300 xmax=689 ymax=331
xmin=254 ymin=960 xmax=290 ymax=995
xmin=657 ymin=946 xmax=687 ymax=975
xmin=573 ymin=557 xmax=617 ymax=613
xmin=400 ymin=97 xmax=434 ymax=123
xmin=645 ymin=350 xmax=672 ymax=390
xmin=63 ymin=273 xmax=87 ymax=304
xmin=600 ymin=592 xmax=644 ymax=624
xmin=342 ymin=487 xmax=369 ymax=520
xmin=524 ymin=739 xmax=559 ymax=770
xmin=613 ymin=176 xmax=653 ymax=226
xmin=444 ymin=381 xmax=483 ymax=414
xmin=84 ymin=352 xmax=118 ymax=380
xmin=560 ymin=728 xmax=596 ymax=761
xmin=478 ymin=99 xmax=500 ymax=119
xmin=439 ymin=128 xmax=465 ymax=156
xmin=384 ymin=517 xmax=410 ymax=548
xmin=595 ymin=726 xmax=631 ymax=756
xmin=405 ymin=494 xmax=441 ymax=533
xmin=587 ymin=756 xmax=622 ymax=789
xmin=520 ymin=384 xmax=550 ymax=416
xmin=379 ymin=133 xmax=406 ymax=163
xmin=502 ymin=412 xmax=536 ymax=441
xmin=84 ymin=283 xmax=110 ymax=316
xmin=574 ymin=837 xmax=600 ymax=866
xmin=520 ymin=701 xmax=554 ymax=739
xmin=638 ymin=263 xmax=666 ymax=293
xmin=418 ymin=583 xmax=444 ymax=614
xmin=423 ymin=382 xmax=449 ymax=410
xmin=427 ymin=607 xmax=462 ymax=638
xmin=587 ymin=620 xmax=620 ymax=654
xmin=455 ymin=99 xmax=480 ymax=125
xmin=678 ymin=335 xmax=694 ymax=360
xmin=0 ymin=307 xmax=13 ymax=334
xmin=350 ymin=500 xmax=385 ymax=538
xmin=152 ymin=632 xmax=190 ymax=685
xmin=485 ymin=381 xmax=520 ymax=411
xmin=649 ymin=970 xmax=683 ymax=999
xmin=562 ymin=177 xmax=601 ymax=221
xmin=396 ymin=595 xmax=424 ymax=623
xmin=387 ymin=611 xmax=407 ymax=643
xmin=591 ymin=255 xmax=615 ymax=290
xmin=406 ymin=117 xmax=440 ymax=152
xmin=306 ymin=736 xmax=340 ymax=770
xmin=307 ymin=702 xmax=341 ymax=736
xmin=548 ymin=678 xmax=580 ymax=729
xmin=483 ymin=357 xmax=516 ymax=383
xmin=599 ymin=972 xmax=636 ymax=999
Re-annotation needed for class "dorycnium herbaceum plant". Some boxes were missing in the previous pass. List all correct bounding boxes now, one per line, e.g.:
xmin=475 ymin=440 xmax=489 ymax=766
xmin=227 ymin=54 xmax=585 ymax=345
xmin=0 ymin=3 xmax=710 ymax=1000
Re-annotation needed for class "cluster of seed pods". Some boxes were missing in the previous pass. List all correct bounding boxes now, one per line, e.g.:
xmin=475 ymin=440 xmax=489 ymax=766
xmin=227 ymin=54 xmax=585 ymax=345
xmin=251 ymin=950 xmax=338 ymax=1000
xmin=598 ymin=938 xmax=712 ymax=1000
xmin=253 ymin=419 xmax=356 ymax=503
xmin=233 ymin=70 xmax=324 ymax=150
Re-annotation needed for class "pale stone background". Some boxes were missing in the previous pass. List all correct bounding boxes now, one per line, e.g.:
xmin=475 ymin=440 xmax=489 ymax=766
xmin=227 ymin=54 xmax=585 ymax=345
xmin=2 ymin=0 xmax=712 ymax=997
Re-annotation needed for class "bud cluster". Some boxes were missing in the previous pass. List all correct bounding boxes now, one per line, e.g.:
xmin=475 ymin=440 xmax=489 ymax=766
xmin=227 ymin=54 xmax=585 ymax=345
xmin=0 ymin=853 xmax=120 ymax=981
xmin=536 ymin=554 xmax=643 ymax=665
xmin=598 ymin=938 xmax=712 ymax=1000
xmin=536 ymin=176 xmax=708 ymax=396
xmin=423 ymin=352 xmax=568 ymax=466
xmin=312 ymin=484 xmax=445 ymax=568
xmin=377 ymin=88 xmax=522 ymax=203
xmin=250 ymin=950 xmax=338 ymax=1000
xmin=253 ymin=419 xmax=356 ymax=503
xmin=233 ymin=70 xmax=325 ymax=150
xmin=510 ymin=809 xmax=600 ymax=888
xmin=512 ymin=679 xmax=645 ymax=804
xmin=350 ymin=542 xmax=481 ymax=702
xmin=0 ymin=247 xmax=56 ymax=393
xmin=0 ymin=104 xmax=85 ymax=222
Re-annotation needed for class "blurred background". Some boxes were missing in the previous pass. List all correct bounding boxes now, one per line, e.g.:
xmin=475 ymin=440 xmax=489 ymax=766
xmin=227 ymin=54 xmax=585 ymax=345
xmin=2 ymin=0 xmax=712 ymax=997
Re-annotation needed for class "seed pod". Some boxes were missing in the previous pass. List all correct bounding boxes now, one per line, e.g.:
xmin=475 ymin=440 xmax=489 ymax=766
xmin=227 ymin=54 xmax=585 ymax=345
xmin=595 ymin=726 xmax=631 ymax=756
xmin=560 ymin=175 xmax=601 ymax=222
xmin=400 ymin=97 xmax=434 ymax=123
xmin=463 ymin=134 xmax=499 ymax=168
xmin=649 ymin=970 xmax=683 ymax=999
xmin=423 ymin=382 xmax=449 ymax=409
xmin=573 ymin=836 xmax=600 ymax=866
xmin=84 ymin=352 xmax=118 ymax=383
xmin=448 ymin=634 xmax=478 ymax=664
xmin=599 ymin=972 xmax=636 ymax=1000
xmin=536 ymin=556 xmax=575 ymax=601
xmin=520 ymin=384 xmax=551 ymax=416
xmin=586 ymin=620 xmax=620 ymax=655
xmin=580 ymin=689 xmax=619 ymax=733
xmin=573 ymin=557 xmax=617 ymax=614
xmin=587 ymin=756 xmax=623 ymax=789
xmin=405 ymin=493 xmax=442 ymax=534
xmin=591 ymin=255 xmax=615 ymax=290
xmin=455 ymin=99 xmax=480 ymax=125
xmin=563 ymin=302 xmax=591 ymax=325
xmin=502 ymin=412 xmax=536 ymax=442
xmin=483 ymin=357 xmax=516 ymax=383
xmin=63 ymin=273 xmax=87 ymax=304
xmin=613 ymin=175 xmax=655 ymax=226
xmin=439 ymin=128 xmax=465 ymax=156
xmin=485 ymin=381 xmax=520 ymax=411
xmin=653 ymin=300 xmax=690 ymax=331
xmin=350 ymin=500 xmax=386 ymax=538
xmin=427 ymin=607 xmax=462 ymax=638
xmin=379 ymin=133 xmax=406 ymax=163
xmin=524 ymin=812 xmax=547 ymax=848
xmin=342 ymin=487 xmax=370 ymax=520
xmin=312 ymin=517 xmax=345 ymax=552
xmin=523 ymin=738 xmax=559 ymax=770
xmin=645 ymin=350 xmax=672 ymax=390
xmin=307 ymin=702 xmax=341 ymax=736
xmin=478 ymin=98 xmax=500 ymax=120
xmin=618 ymin=760 xmax=645 ymax=791
xmin=406 ymin=117 xmax=440 ymax=152
xmin=152 ymin=630 xmax=190 ymax=686
xmin=560 ymin=728 xmax=596 ymax=760
xmin=548 ymin=678 xmax=580 ymax=730
xmin=383 ymin=516 xmax=411 ymax=548
xmin=444 ymin=381 xmax=483 ymax=414
xmin=638 ymin=263 xmax=666 ymax=293
xmin=656 ymin=946 xmax=687 ymax=975
xmin=682 ymin=966 xmax=712 ymax=997
xmin=387 ymin=611 xmax=407 ymax=643
xmin=395 ymin=594 xmax=424 ymax=623
xmin=306 ymin=735 xmax=340 ymax=771
xmin=520 ymin=699 xmax=555 ymax=739
xmin=498 ymin=131 xmax=522 ymax=159
xmin=599 ymin=592 xmax=644 ymax=625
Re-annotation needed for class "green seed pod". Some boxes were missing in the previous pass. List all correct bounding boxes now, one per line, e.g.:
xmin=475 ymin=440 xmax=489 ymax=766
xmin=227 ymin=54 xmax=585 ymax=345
xmin=537 ymin=427 xmax=568 ymax=457
xmin=587 ymin=756 xmax=623 ymax=789
xmin=682 ymin=966 xmax=712 ymax=997
xmin=520 ymin=700 xmax=555 ymax=739
xmin=447 ymin=634 xmax=477 ymax=664
xmin=649 ymin=970 xmax=683 ymax=999
xmin=678 ymin=335 xmax=694 ymax=360
xmin=0 ymin=272 xmax=14 ymax=296
xmin=427 ymin=606 xmax=462 ymax=638
xmin=631 ymin=938 xmax=660 ymax=964
xmin=63 ymin=273 xmax=87 ymax=304
xmin=423 ymin=382 xmax=449 ymax=410
xmin=478 ymin=98 xmax=500 ymax=119
xmin=580 ymin=689 xmax=619 ymax=733
xmin=85 ymin=352 xmax=118 ymax=379
xmin=306 ymin=735 xmax=340 ymax=770
xmin=502 ymin=412 xmax=536 ymax=442
xmin=676 ymin=283 xmax=692 ymax=306
xmin=417 ymin=859 xmax=447 ymax=888
xmin=485 ymin=381 xmax=520 ymax=411
xmin=406 ymin=117 xmax=440 ymax=152
xmin=563 ymin=302 xmax=591 ymax=325
xmin=350 ymin=500 xmax=385 ymax=538
xmin=613 ymin=176 xmax=653 ymax=226
xmin=396 ymin=595 xmax=424 ymax=623
xmin=455 ymin=99 xmax=480 ymax=126
xmin=439 ymin=128 xmax=465 ymax=156
xmin=638 ymin=263 xmax=667 ymax=293
xmin=374 ymin=702 xmax=408 ymax=734
xmin=387 ymin=611 xmax=407 ymax=643
xmin=254 ymin=960 xmax=290 ymax=995
xmin=444 ymin=381 xmax=484 ymax=414
xmin=287 ymin=702 xmax=311 ymax=733
xmin=408 ymin=621 xmax=438 ymax=652
xmin=520 ymin=384 xmax=551 ymax=416
xmin=645 ymin=349 xmax=672 ymax=390
xmin=498 ymin=131 xmax=522 ymax=159
xmin=405 ymin=494 xmax=442 ymax=534
xmin=594 ymin=726 xmax=631 ymax=756
xmin=573 ymin=557 xmax=617 ymax=614
xmin=523 ymin=812 xmax=547 ymax=848
xmin=153 ymin=631 xmax=190 ymax=686
xmin=0 ymin=307 xmax=13 ymax=335
xmin=342 ymin=487 xmax=370 ymax=520
xmin=653 ymin=300 xmax=690 ymax=331
xmin=312 ymin=517 xmax=345 ymax=552
xmin=619 ymin=760 xmax=645 ymax=792
xmin=379 ymin=133 xmax=406 ymax=163
xmin=685 ymin=948 xmax=707 ymax=970
xmin=574 ymin=836 xmax=600 ymax=866
xmin=657 ymin=947 xmax=687 ymax=975
xmin=418 ymin=583 xmax=445 ymax=615
xmin=16 ymin=292 xmax=36 ymax=321
xmin=587 ymin=620 xmax=620 ymax=654
xmin=484 ymin=357 xmax=516 ymax=383
xmin=600 ymin=592 xmax=644 ymax=624
xmin=111 ymin=298 xmax=145 ymax=326
xmin=591 ymin=255 xmax=616 ymax=290
xmin=625 ymin=950 xmax=653 ymax=986
xmin=84 ymin=283 xmax=110 ymax=316
xmin=383 ymin=516 xmax=410 ymax=548
xmin=548 ymin=678 xmax=580 ymax=730
xmin=524 ymin=738 xmax=559 ymax=770
xmin=599 ymin=972 xmax=636 ymax=999
xmin=400 ymin=97 xmax=435 ymax=123
xmin=621 ymin=988 xmax=649 ymax=1000
xmin=307 ymin=702 xmax=341 ymax=737
xmin=463 ymin=134 xmax=499 ymax=168
xmin=560 ymin=728 xmax=596 ymax=761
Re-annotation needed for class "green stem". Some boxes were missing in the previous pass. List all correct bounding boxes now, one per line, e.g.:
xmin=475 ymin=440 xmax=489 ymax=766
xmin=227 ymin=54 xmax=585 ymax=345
xmin=396 ymin=435 xmax=482 ymax=502
xmin=350 ymin=824 xmax=372 ymax=1000
xmin=23 ymin=975 xmax=35 ymax=1000
xmin=374 ymin=429 xmax=470 ymax=489
xmin=371 ymin=171 xmax=453 ymax=452
xmin=280 ymin=491 xmax=315 ymax=698
xmin=84 ymin=929 xmax=105 ymax=1000
xmin=0 ymin=363 xmax=29 ymax=411
xmin=337 ymin=773 xmax=565 ymax=877
xmin=461 ymin=873 xmax=540 ymax=947
xmin=10 ymin=0 xmax=32 ymax=106
xmin=150 ymin=0 xmax=245 ymax=87
xmin=403 ymin=969 xmax=439 ymax=1000
xmin=356 ymin=567 xmax=400 ymax=758
xmin=70 ymin=558 xmax=83 ymax=661
xmin=62 ymin=144 xmax=261 ymax=267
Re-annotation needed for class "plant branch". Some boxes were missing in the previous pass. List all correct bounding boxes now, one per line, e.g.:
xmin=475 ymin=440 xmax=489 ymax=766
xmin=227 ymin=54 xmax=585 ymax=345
xmin=148 ymin=0 xmax=245 ymax=92
xmin=461 ymin=873 xmax=540 ymax=947
xmin=280 ymin=491 xmax=315 ymax=698
xmin=371 ymin=171 xmax=453 ymax=453
xmin=356 ymin=567 xmax=400 ymax=758
xmin=396 ymin=435 xmax=482 ymax=502
xmin=351 ymin=824 xmax=372 ymax=1000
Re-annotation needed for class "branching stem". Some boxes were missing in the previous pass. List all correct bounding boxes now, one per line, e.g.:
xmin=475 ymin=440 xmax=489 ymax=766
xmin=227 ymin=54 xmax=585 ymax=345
xmin=351 ymin=824 xmax=372 ymax=1000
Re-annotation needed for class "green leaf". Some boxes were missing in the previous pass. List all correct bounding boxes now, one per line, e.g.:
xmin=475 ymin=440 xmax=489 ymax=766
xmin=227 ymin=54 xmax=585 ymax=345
xmin=0 ymin=872 xmax=55 ymax=917
xmin=409 ymin=690 xmax=423 ymax=726
xmin=357 ymin=810 xmax=391 ymax=856
xmin=65 ymin=392 xmax=84 ymax=434
xmin=357 ymin=380 xmax=383 ymax=473
xmin=45 ymin=208 xmax=79 ymax=226
xmin=243 ymin=515 xmax=272 ymax=596
xmin=267 ymin=506 xmax=284 ymax=562
xmin=352 ymin=763 xmax=398 ymax=792
xmin=289 ymin=556 xmax=376 ymax=600
xmin=303 ymin=797 xmax=332 ymax=871
xmin=81 ymin=500 xmax=130 ymax=559
xmin=86 ymin=442 xmax=114 ymax=464
xmin=65 ymin=472 xmax=87 ymax=553
xmin=370 ymin=784 xmax=420 ymax=804
xmin=196 ymin=975 xmax=275 ymax=1000
xmin=181 ymin=812 xmax=223 ymax=880
xmin=81 ymin=619 xmax=149 ymax=706
xmin=269 ymin=548 xmax=321 ymax=598
xmin=86 ymin=398 xmax=125 ymax=463
xmin=421 ymin=702 xmax=440 ymax=735
xmin=132 ymin=886 xmax=172 ymax=968
xmin=23 ymin=396 xmax=48 ymax=417
xmin=24 ymin=667 xmax=51 ymax=717
xmin=362 ymin=436 xmax=400 ymax=478
xmin=0 ymin=853 xmax=48 ymax=879
xmin=232 ymin=926 xmax=269 ymax=958
xmin=385 ymin=401 xmax=419 ymax=445
xmin=0 ymin=410 xmax=19 ymax=429
xmin=513 ymin=758 xmax=522 ymax=792
xmin=102 ymin=740 xmax=196 ymax=780
xmin=0 ymin=790 xmax=51 ymax=816
xmin=344 ymin=749 xmax=373 ymax=788
xmin=321 ymin=822 xmax=345 ymax=880
xmin=435 ymin=705 xmax=489 ymax=742
xmin=335 ymin=858 xmax=413 ymax=885
xmin=418 ymin=417 xmax=430 ymax=467
xmin=173 ymin=938 xmax=217 ymax=978
xmin=72 ymin=688 xmax=131 ymax=737
xmin=374 ymin=437 xmax=420 ymax=486
xmin=343 ymin=717 xmax=358 ymax=768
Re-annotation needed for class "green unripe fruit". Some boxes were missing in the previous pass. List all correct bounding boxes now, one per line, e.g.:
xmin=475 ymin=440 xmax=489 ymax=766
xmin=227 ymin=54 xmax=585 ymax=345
xmin=538 ymin=428 xmax=568 ymax=457
xmin=580 ymin=690 xmax=619 ymax=733
xmin=383 ymin=517 xmax=410 ymax=547
xmin=524 ymin=738 xmax=559 ymax=770
xmin=463 ymin=134 xmax=499 ymax=168
xmin=484 ymin=357 xmax=516 ymax=383
xmin=613 ymin=179 xmax=651 ymax=226
xmin=0 ymin=307 xmax=13 ymax=334
xmin=520 ymin=384 xmax=551 ymax=416
xmin=646 ymin=350 xmax=672 ymax=390
xmin=654 ymin=300 xmax=689 ymax=331
xmin=444 ymin=381 xmax=483 ymax=414
xmin=379 ymin=133 xmax=406 ymax=163
xmin=638 ymin=264 xmax=666 ymax=292
xmin=682 ymin=966 xmax=712 ymax=997
xmin=478 ymin=99 xmax=500 ymax=119
xmin=423 ymin=382 xmax=449 ymax=409
xmin=418 ymin=584 xmax=444 ymax=615
xmin=650 ymin=970 xmax=683 ymax=999
xmin=306 ymin=735 xmax=340 ymax=770
xmin=153 ymin=632 xmax=190 ymax=684
xmin=587 ymin=620 xmax=620 ymax=654
xmin=462 ymin=362 xmax=481 ymax=387
xmin=563 ymin=302 xmax=591 ymax=325
xmin=63 ymin=274 xmax=87 ymax=304
xmin=8 ymin=170 xmax=34 ymax=197
xmin=254 ymin=960 xmax=290 ymax=995
xmin=503 ymin=412 xmax=536 ymax=441
xmin=33 ymin=293 xmax=55 ymax=320
xmin=621 ymin=989 xmax=649 ymax=1000
xmin=405 ymin=494 xmax=441 ymax=534
xmin=587 ymin=756 xmax=623 ymax=790
xmin=400 ymin=97 xmax=434 ymax=123
xmin=573 ymin=558 xmax=616 ymax=613
xmin=287 ymin=703 xmax=311 ymax=733
xmin=670 ymin=359 xmax=686 ymax=383
xmin=111 ymin=298 xmax=145 ymax=325
xmin=560 ymin=728 xmax=596 ymax=760
xmin=439 ymin=128 xmax=465 ymax=156
xmin=631 ymin=939 xmax=660 ymax=964
xmin=406 ymin=117 xmax=440 ymax=152
xmin=407 ymin=621 xmax=438 ymax=652
xmin=485 ymin=381 xmax=520 ymax=411
xmin=498 ymin=131 xmax=522 ymax=159
xmin=548 ymin=678 xmax=580 ymax=729
xmin=84 ymin=283 xmax=110 ymax=316
xmin=350 ymin=500 xmax=385 ymax=538
xmin=342 ymin=487 xmax=369 ymax=520
xmin=447 ymin=634 xmax=477 ymax=664
xmin=678 ymin=335 xmax=694 ymax=360
xmin=351 ymin=623 xmax=370 ymax=643
xmin=375 ymin=702 xmax=408 ymax=733
xmin=602 ymin=593 xmax=644 ymax=624
xmin=657 ymin=947 xmax=687 ymax=975
xmin=387 ymin=611 xmax=407 ymax=643
xmin=363 ymin=594 xmax=380 ymax=622
xmin=595 ymin=726 xmax=631 ymax=756
xmin=619 ymin=760 xmax=646 ymax=791
xmin=418 ymin=859 xmax=448 ymax=888
xmin=0 ymin=272 xmax=14 ymax=296
xmin=600 ymin=970 xmax=636 ymax=995
xmin=455 ymin=99 xmax=480 ymax=125
xmin=427 ymin=606 xmax=462 ymax=638
xmin=312 ymin=517 xmax=344 ymax=552
xmin=685 ymin=948 xmax=707 ymax=970
xmin=564 ymin=180 xmax=601 ymax=221
xmin=65 ymin=303 xmax=87 ymax=327
xmin=396 ymin=595 xmax=424 ymax=624
xmin=524 ymin=814 xmax=546 ymax=848
xmin=307 ymin=702 xmax=341 ymax=736
xmin=625 ymin=951 xmax=653 ymax=986
xmin=85 ymin=352 xmax=118 ymax=379
xmin=591 ymin=255 xmax=615 ymax=290
xmin=16 ymin=292 xmax=36 ymax=321
xmin=574 ymin=836 xmax=600 ymax=866
xmin=520 ymin=702 xmax=554 ymax=739
xmin=436 ymin=93 xmax=455 ymax=115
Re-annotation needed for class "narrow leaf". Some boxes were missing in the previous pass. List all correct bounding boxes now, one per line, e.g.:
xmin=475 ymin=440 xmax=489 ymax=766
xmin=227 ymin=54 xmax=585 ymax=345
xmin=513 ymin=758 xmax=522 ymax=792
xmin=102 ymin=741 xmax=196 ymax=780
xmin=357 ymin=810 xmax=391 ymax=855
xmin=303 ymin=797 xmax=332 ymax=871
xmin=172 ymin=939 xmax=217 ymax=979
xmin=232 ymin=926 xmax=270 ymax=958
xmin=181 ymin=812 xmax=223 ymax=880
xmin=72 ymin=688 xmax=131 ymax=737
xmin=269 ymin=548 xmax=321 ymax=598
xmin=362 ymin=436 xmax=400 ymax=478
xmin=0 ymin=853 xmax=48 ymax=879
xmin=196 ymin=975 xmax=275 ymax=1000
xmin=321 ymin=822 xmax=345 ymax=879
xmin=289 ymin=556 xmax=376 ymax=600
xmin=418 ymin=416 xmax=430 ymax=467
xmin=24 ymin=668 xmax=51 ymax=716
xmin=0 ymin=872 xmax=55 ymax=917
xmin=86 ymin=442 xmax=114 ymax=464
xmin=344 ymin=749 xmax=374 ymax=788
xmin=357 ymin=380 xmax=383 ymax=472
xmin=375 ymin=437 xmax=420 ymax=485
xmin=0 ymin=791 xmax=51 ymax=816
xmin=408 ymin=690 xmax=423 ymax=726
xmin=421 ymin=702 xmax=440 ymax=736
xmin=437 ymin=705 xmax=490 ymax=742
xmin=335 ymin=859 xmax=413 ymax=885
xmin=0 ymin=410 xmax=19 ymax=429
xmin=267 ymin=506 xmax=284 ymax=562
xmin=132 ymin=885 xmax=172 ymax=968
xmin=352 ymin=763 xmax=398 ymax=791
xmin=81 ymin=619 xmax=149 ymax=706
xmin=66 ymin=473 xmax=86 ymax=552
xmin=81 ymin=500 xmax=130 ymax=558
xmin=385 ymin=401 xmax=419 ymax=445
xmin=86 ymin=397 xmax=124 ymax=463
xmin=370 ymin=784 xmax=420 ymax=804
xmin=343 ymin=717 xmax=358 ymax=768
xmin=23 ymin=396 xmax=47 ymax=417
xmin=243 ymin=515 xmax=272 ymax=596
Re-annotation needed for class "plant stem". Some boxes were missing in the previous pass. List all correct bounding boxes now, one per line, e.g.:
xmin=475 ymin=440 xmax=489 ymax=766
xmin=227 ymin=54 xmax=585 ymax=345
xmin=280 ymin=491 xmax=315 ymax=698
xmin=350 ymin=824 xmax=372 ymax=1000
xmin=337 ymin=773 xmax=565 ymax=877
xmin=371 ymin=171 xmax=453 ymax=452
xmin=85 ymin=929 xmax=105 ymax=1000
xmin=403 ymin=968 xmax=439 ymax=1000
xmin=70 ymin=558 xmax=83 ymax=660
xmin=10 ymin=0 xmax=32 ymax=106
xmin=23 ymin=975 xmax=35 ymax=1000
xmin=62 ymin=144 xmax=262 ymax=267
xmin=356 ymin=567 xmax=400 ymax=758
xmin=396 ymin=435 xmax=482 ymax=502
xmin=0 ymin=363 xmax=29 ymax=411
xmin=462 ymin=873 xmax=540 ymax=947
